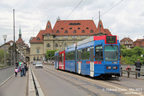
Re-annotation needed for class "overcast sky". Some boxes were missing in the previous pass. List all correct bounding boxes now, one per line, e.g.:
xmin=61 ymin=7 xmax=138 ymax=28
xmin=0 ymin=0 xmax=144 ymax=46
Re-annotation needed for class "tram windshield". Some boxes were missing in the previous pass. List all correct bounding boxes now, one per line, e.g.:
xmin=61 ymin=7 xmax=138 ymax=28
xmin=104 ymin=45 xmax=118 ymax=61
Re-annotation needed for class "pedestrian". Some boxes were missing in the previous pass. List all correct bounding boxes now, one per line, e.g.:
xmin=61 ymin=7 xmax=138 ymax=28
xmin=16 ymin=61 xmax=19 ymax=68
xmin=15 ymin=67 xmax=18 ymax=77
xmin=20 ymin=62 xmax=24 ymax=77
xmin=135 ymin=59 xmax=142 ymax=77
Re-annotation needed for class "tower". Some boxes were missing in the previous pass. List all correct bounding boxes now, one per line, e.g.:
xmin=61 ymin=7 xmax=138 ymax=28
xmin=19 ymin=26 xmax=22 ymax=38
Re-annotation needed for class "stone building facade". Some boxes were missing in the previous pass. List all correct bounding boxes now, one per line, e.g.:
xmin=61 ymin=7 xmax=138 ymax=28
xmin=29 ymin=19 xmax=111 ymax=62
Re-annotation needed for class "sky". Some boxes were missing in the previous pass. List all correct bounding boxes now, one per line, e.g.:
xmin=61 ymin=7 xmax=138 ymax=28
xmin=0 ymin=0 xmax=144 ymax=46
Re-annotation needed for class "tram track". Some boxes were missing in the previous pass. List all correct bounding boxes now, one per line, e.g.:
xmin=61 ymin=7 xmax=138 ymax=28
xmin=44 ymin=66 xmax=125 ymax=96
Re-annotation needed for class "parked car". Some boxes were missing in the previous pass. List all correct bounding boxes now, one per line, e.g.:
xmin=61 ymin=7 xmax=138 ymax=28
xmin=35 ymin=62 xmax=43 ymax=68
xmin=33 ymin=61 xmax=36 ymax=65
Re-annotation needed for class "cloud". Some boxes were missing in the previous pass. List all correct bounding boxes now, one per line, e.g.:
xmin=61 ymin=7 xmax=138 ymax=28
xmin=0 ymin=0 xmax=144 ymax=47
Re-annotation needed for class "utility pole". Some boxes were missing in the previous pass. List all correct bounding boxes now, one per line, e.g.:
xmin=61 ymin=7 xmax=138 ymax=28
xmin=99 ymin=11 xmax=101 ymax=35
xmin=13 ymin=9 xmax=15 ymax=65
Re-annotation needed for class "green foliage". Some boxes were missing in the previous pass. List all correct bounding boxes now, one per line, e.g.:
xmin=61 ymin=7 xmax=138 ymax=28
xmin=121 ymin=44 xmax=126 ymax=50
xmin=46 ymin=50 xmax=58 ymax=59
xmin=120 ymin=46 xmax=144 ymax=65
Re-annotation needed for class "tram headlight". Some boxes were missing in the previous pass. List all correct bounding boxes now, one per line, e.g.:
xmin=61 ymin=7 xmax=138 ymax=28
xmin=113 ymin=66 xmax=117 ymax=69
xmin=106 ymin=66 xmax=111 ymax=69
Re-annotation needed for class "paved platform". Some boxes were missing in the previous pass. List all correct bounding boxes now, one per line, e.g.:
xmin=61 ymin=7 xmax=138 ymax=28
xmin=0 ymin=72 xmax=28 ymax=96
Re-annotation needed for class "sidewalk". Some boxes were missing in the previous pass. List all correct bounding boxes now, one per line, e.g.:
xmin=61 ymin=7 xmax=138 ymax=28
xmin=0 ymin=72 xmax=28 ymax=96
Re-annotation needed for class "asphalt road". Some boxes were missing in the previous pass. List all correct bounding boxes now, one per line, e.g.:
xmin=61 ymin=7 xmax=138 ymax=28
xmin=31 ymin=64 xmax=144 ymax=96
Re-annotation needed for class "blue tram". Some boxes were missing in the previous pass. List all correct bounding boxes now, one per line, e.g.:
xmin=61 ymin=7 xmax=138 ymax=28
xmin=54 ymin=35 xmax=121 ymax=79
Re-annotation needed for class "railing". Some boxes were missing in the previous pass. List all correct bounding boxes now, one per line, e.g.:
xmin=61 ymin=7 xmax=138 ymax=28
xmin=121 ymin=67 xmax=144 ymax=79
xmin=0 ymin=65 xmax=15 ymax=86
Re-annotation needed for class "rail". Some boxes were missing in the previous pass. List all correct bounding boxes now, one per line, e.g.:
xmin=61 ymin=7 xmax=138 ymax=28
xmin=121 ymin=67 xmax=144 ymax=79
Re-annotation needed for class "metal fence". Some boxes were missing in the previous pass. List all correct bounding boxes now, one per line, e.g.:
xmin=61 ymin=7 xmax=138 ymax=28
xmin=0 ymin=65 xmax=15 ymax=86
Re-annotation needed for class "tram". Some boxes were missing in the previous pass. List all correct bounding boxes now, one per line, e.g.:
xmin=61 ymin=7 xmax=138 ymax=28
xmin=54 ymin=35 xmax=121 ymax=79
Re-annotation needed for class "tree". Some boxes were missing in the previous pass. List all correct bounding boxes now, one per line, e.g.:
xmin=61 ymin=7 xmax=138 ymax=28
xmin=46 ymin=50 xmax=58 ymax=60
xmin=121 ymin=44 xmax=126 ymax=50
xmin=133 ymin=46 xmax=143 ymax=56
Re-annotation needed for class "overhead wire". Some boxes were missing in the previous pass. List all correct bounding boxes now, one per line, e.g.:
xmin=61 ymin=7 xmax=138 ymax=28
xmin=54 ymin=0 xmax=83 ymax=30
xmin=85 ymin=0 xmax=123 ymax=28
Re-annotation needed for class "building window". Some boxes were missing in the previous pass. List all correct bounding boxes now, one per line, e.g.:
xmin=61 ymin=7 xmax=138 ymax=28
xmin=61 ymin=28 xmax=64 ymax=30
xmin=64 ymin=43 xmax=67 ymax=47
xmin=56 ymin=30 xmax=59 ymax=33
xmin=82 ymin=30 xmax=85 ymax=33
xmin=65 ymin=30 xmax=68 ymax=33
xmin=48 ymin=25 xmax=50 ymax=28
xmin=69 ymin=27 xmax=72 ymax=29
xmin=130 ymin=41 xmax=132 ymax=44
xmin=55 ymin=43 xmax=58 ymax=47
xmin=47 ymin=43 xmax=50 ymax=47
xmin=122 ymin=42 xmax=124 ymax=44
xmin=86 ymin=27 xmax=89 ymax=29
xmin=73 ymin=30 xmax=76 ymax=33
xmin=37 ymin=37 xmax=40 ymax=40
xmin=37 ymin=49 xmax=39 ymax=54
xmin=125 ymin=41 xmax=128 ymax=44
xmin=81 ymin=36 xmax=86 ymax=38
xmin=72 ymin=36 xmax=77 ymax=38
xmin=78 ymin=27 xmax=80 ymax=29
xmin=90 ymin=30 xmax=93 ymax=33
xmin=63 ymin=36 xmax=68 ymax=38
xmin=55 ymin=36 xmax=59 ymax=38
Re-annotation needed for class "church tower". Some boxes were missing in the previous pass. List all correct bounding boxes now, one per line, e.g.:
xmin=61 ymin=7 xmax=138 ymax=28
xmin=19 ymin=26 xmax=22 ymax=38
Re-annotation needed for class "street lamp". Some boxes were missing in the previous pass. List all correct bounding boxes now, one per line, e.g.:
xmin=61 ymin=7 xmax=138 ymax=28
xmin=3 ymin=35 xmax=7 ymax=67
xmin=10 ymin=42 xmax=13 ymax=66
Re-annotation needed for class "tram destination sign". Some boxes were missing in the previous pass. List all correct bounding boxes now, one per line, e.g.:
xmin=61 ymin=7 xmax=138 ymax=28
xmin=106 ymin=36 xmax=117 ymax=44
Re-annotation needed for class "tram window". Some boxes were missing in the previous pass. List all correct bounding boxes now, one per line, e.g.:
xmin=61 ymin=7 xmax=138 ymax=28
xmin=95 ymin=45 xmax=103 ymax=61
xmin=90 ymin=48 xmax=94 ymax=62
xmin=65 ymin=51 xmax=75 ymax=60
xmin=59 ymin=54 xmax=62 ymax=62
xmin=78 ymin=50 xmax=81 ymax=61
xmin=86 ymin=48 xmax=90 ymax=60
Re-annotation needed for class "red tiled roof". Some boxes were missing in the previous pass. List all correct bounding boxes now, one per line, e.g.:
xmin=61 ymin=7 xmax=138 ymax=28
xmin=120 ymin=37 xmax=133 ymax=42
xmin=30 ymin=20 xmax=111 ymax=43
xmin=16 ymin=38 xmax=25 ymax=46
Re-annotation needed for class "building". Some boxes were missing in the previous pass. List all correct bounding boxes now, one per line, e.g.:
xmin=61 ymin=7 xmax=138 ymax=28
xmin=29 ymin=19 xmax=112 ymax=62
xmin=132 ymin=38 xmax=144 ymax=49
xmin=120 ymin=37 xmax=133 ymax=49
xmin=0 ymin=28 xmax=30 ymax=62
xmin=16 ymin=28 xmax=30 ymax=61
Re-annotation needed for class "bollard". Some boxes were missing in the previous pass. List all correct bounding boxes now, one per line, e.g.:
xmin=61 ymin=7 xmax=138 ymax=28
xmin=135 ymin=72 xmax=137 ymax=79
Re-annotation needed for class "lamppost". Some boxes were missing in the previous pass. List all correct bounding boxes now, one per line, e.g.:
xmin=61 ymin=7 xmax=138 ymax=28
xmin=10 ymin=42 xmax=13 ymax=66
xmin=3 ymin=35 xmax=7 ymax=67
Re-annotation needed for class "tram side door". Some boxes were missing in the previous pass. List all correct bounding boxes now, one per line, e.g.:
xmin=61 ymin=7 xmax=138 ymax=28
xmin=90 ymin=47 xmax=94 ymax=77
xmin=62 ymin=53 xmax=64 ymax=70
xmin=56 ymin=55 xmax=59 ymax=69
xmin=78 ymin=50 xmax=81 ymax=74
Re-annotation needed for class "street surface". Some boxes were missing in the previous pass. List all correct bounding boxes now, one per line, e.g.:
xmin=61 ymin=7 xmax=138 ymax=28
xmin=31 ymin=64 xmax=144 ymax=96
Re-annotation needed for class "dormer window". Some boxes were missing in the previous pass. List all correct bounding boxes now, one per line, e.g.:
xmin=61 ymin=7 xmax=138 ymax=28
xmin=37 ymin=37 xmax=40 ymax=40
xmin=56 ymin=30 xmax=59 ymax=33
xmin=73 ymin=30 xmax=76 ymax=33
xmin=61 ymin=28 xmax=64 ymax=30
xmin=82 ymin=30 xmax=85 ymax=33
xmin=90 ymin=30 xmax=93 ymax=33
xmin=65 ymin=30 xmax=68 ymax=33
xmin=48 ymin=25 xmax=50 ymax=28
xmin=86 ymin=27 xmax=89 ymax=29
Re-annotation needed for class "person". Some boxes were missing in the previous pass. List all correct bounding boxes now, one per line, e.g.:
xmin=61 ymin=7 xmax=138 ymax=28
xmin=15 ymin=67 xmax=18 ymax=77
xmin=20 ymin=62 xmax=24 ymax=77
xmin=135 ymin=59 xmax=142 ymax=77
xmin=16 ymin=61 xmax=19 ymax=68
